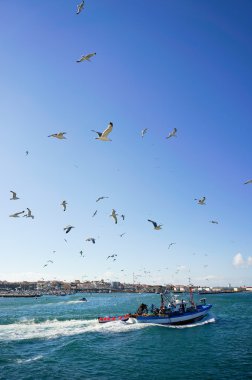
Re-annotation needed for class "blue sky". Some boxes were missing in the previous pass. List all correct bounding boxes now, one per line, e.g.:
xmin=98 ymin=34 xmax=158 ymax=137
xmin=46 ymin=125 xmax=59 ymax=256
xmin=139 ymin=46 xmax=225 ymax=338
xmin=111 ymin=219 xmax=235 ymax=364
xmin=0 ymin=0 xmax=252 ymax=286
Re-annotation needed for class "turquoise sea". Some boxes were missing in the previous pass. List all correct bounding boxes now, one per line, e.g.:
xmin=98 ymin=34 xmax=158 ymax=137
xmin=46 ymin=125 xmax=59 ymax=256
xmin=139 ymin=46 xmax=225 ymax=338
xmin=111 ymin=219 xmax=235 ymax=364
xmin=0 ymin=292 xmax=251 ymax=380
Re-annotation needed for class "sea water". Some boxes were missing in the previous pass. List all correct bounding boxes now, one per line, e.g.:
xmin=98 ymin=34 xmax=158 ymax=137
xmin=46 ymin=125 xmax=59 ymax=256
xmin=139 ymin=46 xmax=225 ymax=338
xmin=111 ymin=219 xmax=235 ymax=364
xmin=0 ymin=292 xmax=251 ymax=380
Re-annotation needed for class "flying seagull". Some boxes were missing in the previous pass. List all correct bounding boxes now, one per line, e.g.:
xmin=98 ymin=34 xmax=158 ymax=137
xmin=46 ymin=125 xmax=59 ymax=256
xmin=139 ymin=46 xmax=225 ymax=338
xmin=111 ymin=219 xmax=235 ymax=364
xmin=9 ymin=210 xmax=25 ymax=218
xmin=110 ymin=209 xmax=118 ymax=224
xmin=48 ymin=132 xmax=66 ymax=139
xmin=25 ymin=150 xmax=29 ymax=156
xmin=119 ymin=233 xmax=126 ymax=237
xmin=141 ymin=128 xmax=148 ymax=138
xmin=61 ymin=200 xmax=67 ymax=211
xmin=76 ymin=0 xmax=84 ymax=14
xmin=166 ymin=128 xmax=177 ymax=139
xmin=194 ymin=196 xmax=206 ymax=205
xmin=121 ymin=214 xmax=125 ymax=221
xmin=96 ymin=196 xmax=109 ymax=202
xmin=168 ymin=242 xmax=176 ymax=249
xmin=91 ymin=122 xmax=113 ymax=141
xmin=148 ymin=219 xmax=162 ymax=230
xmin=64 ymin=225 xmax=75 ymax=234
xmin=209 ymin=220 xmax=218 ymax=224
xmin=10 ymin=191 xmax=19 ymax=200
xmin=76 ymin=52 xmax=96 ymax=63
xmin=23 ymin=208 xmax=34 ymax=219
xmin=79 ymin=250 xmax=84 ymax=256
xmin=107 ymin=254 xmax=117 ymax=260
xmin=86 ymin=238 xmax=96 ymax=244
xmin=47 ymin=260 xmax=53 ymax=264
xmin=244 ymin=179 xmax=252 ymax=185
xmin=92 ymin=210 xmax=97 ymax=217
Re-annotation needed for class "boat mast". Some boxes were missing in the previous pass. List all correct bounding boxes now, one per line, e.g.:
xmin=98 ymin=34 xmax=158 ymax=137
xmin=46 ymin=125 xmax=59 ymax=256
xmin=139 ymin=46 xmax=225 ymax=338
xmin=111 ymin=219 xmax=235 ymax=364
xmin=160 ymin=293 xmax=164 ymax=307
xmin=188 ymin=277 xmax=195 ymax=307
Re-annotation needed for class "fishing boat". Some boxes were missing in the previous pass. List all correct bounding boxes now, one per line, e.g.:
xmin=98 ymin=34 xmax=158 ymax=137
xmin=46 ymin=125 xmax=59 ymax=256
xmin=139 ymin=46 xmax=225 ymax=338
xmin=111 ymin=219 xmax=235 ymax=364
xmin=98 ymin=285 xmax=212 ymax=325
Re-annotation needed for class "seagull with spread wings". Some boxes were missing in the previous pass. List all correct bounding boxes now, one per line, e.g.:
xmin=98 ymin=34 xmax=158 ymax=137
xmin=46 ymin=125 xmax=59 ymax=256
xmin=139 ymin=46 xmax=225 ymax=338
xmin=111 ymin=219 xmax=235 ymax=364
xmin=141 ymin=128 xmax=148 ymax=138
xmin=107 ymin=254 xmax=117 ymax=260
xmin=96 ymin=196 xmax=109 ymax=202
xmin=166 ymin=128 xmax=177 ymax=139
xmin=64 ymin=225 xmax=75 ymax=234
xmin=48 ymin=132 xmax=66 ymax=139
xmin=148 ymin=219 xmax=162 ymax=230
xmin=92 ymin=210 xmax=97 ymax=217
xmin=209 ymin=220 xmax=218 ymax=224
xmin=76 ymin=52 xmax=96 ymax=63
xmin=195 ymin=196 xmax=206 ymax=205
xmin=92 ymin=122 xmax=113 ymax=141
xmin=86 ymin=238 xmax=96 ymax=244
xmin=23 ymin=208 xmax=34 ymax=219
xmin=76 ymin=0 xmax=84 ymax=14
xmin=110 ymin=209 xmax=118 ymax=224
xmin=10 ymin=191 xmax=19 ymax=200
xmin=61 ymin=200 xmax=67 ymax=212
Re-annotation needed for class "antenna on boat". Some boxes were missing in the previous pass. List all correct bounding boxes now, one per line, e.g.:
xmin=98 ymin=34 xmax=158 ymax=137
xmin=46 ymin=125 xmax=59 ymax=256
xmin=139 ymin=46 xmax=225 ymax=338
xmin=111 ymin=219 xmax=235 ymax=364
xmin=188 ymin=277 xmax=196 ymax=308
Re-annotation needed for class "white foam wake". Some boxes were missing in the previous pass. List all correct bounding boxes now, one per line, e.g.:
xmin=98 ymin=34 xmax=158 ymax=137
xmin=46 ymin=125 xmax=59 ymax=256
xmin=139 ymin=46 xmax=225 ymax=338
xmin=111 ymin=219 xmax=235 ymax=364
xmin=0 ymin=318 xmax=147 ymax=341
xmin=163 ymin=317 xmax=216 ymax=329
xmin=0 ymin=317 xmax=215 ymax=341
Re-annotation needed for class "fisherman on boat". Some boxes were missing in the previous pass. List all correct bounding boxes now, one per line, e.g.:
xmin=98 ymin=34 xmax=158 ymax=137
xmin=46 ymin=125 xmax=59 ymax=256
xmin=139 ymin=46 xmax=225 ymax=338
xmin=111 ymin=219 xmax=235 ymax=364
xmin=136 ymin=303 xmax=148 ymax=315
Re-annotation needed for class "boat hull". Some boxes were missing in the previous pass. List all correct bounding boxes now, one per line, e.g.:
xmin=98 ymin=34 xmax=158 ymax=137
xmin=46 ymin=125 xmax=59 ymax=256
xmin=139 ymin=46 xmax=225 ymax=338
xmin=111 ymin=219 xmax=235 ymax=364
xmin=134 ymin=304 xmax=212 ymax=325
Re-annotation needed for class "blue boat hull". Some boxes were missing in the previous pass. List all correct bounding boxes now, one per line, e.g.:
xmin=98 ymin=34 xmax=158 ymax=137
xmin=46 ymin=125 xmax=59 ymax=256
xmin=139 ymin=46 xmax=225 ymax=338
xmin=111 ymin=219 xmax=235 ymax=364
xmin=135 ymin=304 xmax=212 ymax=325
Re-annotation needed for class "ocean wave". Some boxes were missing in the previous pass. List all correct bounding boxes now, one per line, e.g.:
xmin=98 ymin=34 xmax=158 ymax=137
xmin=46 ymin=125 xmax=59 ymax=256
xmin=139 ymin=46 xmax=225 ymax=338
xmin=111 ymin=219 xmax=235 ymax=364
xmin=16 ymin=355 xmax=43 ymax=364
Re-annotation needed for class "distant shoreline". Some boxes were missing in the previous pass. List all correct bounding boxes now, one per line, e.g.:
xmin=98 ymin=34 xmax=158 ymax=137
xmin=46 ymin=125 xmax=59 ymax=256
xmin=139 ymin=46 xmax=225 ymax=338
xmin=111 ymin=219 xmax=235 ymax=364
xmin=1 ymin=290 xmax=251 ymax=298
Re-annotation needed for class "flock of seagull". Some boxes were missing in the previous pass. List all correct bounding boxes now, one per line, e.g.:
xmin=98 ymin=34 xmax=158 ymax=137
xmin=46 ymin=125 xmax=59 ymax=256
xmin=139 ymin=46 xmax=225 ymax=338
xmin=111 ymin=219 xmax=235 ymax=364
xmin=8 ymin=1 xmax=252 ymax=284
xmin=9 ymin=191 xmax=35 ymax=219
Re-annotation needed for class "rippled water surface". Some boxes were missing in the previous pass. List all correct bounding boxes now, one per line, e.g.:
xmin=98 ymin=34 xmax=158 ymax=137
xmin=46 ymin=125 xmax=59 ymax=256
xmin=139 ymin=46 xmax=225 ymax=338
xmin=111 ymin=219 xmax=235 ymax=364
xmin=0 ymin=292 xmax=251 ymax=379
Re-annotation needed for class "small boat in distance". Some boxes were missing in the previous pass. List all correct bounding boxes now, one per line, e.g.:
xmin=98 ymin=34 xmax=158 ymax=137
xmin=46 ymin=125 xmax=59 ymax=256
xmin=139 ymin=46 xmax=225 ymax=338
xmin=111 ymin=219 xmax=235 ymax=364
xmin=79 ymin=297 xmax=87 ymax=302
xmin=98 ymin=284 xmax=212 ymax=326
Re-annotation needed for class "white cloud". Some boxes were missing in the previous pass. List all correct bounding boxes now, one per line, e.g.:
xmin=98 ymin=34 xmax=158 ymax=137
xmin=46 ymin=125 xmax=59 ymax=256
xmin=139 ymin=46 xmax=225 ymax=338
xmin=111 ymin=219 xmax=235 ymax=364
xmin=232 ymin=253 xmax=245 ymax=268
xmin=248 ymin=257 xmax=252 ymax=266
